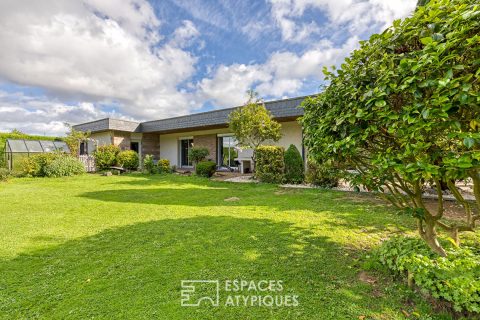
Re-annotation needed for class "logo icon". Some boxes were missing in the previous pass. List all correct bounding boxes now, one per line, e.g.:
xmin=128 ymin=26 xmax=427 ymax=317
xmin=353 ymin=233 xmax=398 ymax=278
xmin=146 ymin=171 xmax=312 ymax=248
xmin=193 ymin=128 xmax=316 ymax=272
xmin=180 ymin=280 xmax=220 ymax=307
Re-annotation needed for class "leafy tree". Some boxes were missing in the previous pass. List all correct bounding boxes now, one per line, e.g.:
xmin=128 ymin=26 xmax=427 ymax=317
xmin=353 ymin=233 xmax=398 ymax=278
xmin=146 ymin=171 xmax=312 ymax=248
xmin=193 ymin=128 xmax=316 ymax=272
xmin=284 ymin=144 xmax=304 ymax=184
xmin=302 ymin=0 xmax=480 ymax=256
xmin=416 ymin=0 xmax=430 ymax=7
xmin=10 ymin=129 xmax=25 ymax=135
xmin=64 ymin=123 xmax=90 ymax=156
xmin=228 ymin=91 xmax=282 ymax=170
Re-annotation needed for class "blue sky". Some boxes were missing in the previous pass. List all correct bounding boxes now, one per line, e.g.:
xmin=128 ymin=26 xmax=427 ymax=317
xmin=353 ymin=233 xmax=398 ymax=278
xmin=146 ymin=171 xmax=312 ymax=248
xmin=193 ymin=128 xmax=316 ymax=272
xmin=0 ymin=0 xmax=416 ymax=135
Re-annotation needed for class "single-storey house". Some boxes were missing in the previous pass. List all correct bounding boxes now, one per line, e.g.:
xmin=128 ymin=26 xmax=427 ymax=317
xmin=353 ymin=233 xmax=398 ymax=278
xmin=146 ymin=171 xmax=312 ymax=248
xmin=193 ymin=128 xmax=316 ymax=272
xmin=73 ymin=96 xmax=307 ymax=173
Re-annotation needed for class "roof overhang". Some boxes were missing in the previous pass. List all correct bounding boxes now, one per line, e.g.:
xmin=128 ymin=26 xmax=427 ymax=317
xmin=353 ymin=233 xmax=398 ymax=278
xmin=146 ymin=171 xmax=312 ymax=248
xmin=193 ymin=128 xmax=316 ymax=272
xmin=73 ymin=95 xmax=310 ymax=134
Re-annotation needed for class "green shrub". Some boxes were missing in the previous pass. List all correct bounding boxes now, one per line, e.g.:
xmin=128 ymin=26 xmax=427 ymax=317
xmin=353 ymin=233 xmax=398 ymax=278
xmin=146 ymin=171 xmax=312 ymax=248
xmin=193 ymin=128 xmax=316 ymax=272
xmin=195 ymin=161 xmax=216 ymax=177
xmin=93 ymin=145 xmax=120 ymax=170
xmin=305 ymin=160 xmax=339 ymax=188
xmin=189 ymin=147 xmax=209 ymax=165
xmin=20 ymin=153 xmax=61 ymax=177
xmin=143 ymin=154 xmax=155 ymax=174
xmin=157 ymin=159 xmax=171 ymax=173
xmin=0 ymin=168 xmax=10 ymax=182
xmin=117 ymin=150 xmax=139 ymax=170
xmin=255 ymin=146 xmax=284 ymax=183
xmin=20 ymin=157 xmax=41 ymax=177
xmin=43 ymin=156 xmax=85 ymax=177
xmin=376 ymin=237 xmax=480 ymax=313
xmin=284 ymin=144 xmax=304 ymax=184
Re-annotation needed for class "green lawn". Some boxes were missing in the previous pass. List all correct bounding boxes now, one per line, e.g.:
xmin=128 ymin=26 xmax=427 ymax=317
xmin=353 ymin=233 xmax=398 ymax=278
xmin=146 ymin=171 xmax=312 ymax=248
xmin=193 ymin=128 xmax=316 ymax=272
xmin=0 ymin=174 xmax=451 ymax=319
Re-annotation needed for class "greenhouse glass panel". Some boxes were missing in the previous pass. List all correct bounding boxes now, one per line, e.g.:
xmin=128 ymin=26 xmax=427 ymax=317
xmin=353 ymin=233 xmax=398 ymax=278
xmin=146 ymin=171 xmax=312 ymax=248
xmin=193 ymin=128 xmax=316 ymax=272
xmin=7 ymin=139 xmax=28 ymax=152
xmin=11 ymin=153 xmax=28 ymax=171
xmin=40 ymin=140 xmax=56 ymax=152
xmin=53 ymin=141 xmax=70 ymax=153
xmin=25 ymin=140 xmax=44 ymax=153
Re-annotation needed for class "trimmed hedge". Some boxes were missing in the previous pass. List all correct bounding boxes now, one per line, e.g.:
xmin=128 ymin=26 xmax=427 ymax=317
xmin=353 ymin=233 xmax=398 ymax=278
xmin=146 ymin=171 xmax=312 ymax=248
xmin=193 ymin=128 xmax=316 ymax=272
xmin=195 ymin=161 xmax=216 ymax=177
xmin=284 ymin=144 xmax=304 ymax=184
xmin=117 ymin=150 xmax=139 ymax=170
xmin=255 ymin=146 xmax=284 ymax=183
xmin=94 ymin=145 xmax=120 ymax=170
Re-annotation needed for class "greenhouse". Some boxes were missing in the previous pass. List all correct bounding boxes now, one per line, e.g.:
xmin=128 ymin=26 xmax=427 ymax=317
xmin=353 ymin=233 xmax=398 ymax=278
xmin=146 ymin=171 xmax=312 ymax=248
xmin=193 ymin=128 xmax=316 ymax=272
xmin=4 ymin=139 xmax=70 ymax=171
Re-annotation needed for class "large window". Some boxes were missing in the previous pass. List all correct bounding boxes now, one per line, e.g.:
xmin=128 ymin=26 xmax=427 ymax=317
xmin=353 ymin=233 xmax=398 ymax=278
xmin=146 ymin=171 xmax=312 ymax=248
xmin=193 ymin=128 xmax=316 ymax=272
xmin=217 ymin=136 xmax=238 ymax=168
xmin=180 ymin=138 xmax=193 ymax=167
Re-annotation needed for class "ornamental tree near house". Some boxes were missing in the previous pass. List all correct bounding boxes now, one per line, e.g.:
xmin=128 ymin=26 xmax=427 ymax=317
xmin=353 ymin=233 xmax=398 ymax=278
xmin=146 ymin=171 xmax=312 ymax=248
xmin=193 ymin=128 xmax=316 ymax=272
xmin=188 ymin=147 xmax=209 ymax=168
xmin=302 ymin=0 xmax=479 ymax=256
xmin=64 ymin=123 xmax=91 ymax=156
xmin=228 ymin=91 xmax=282 ymax=172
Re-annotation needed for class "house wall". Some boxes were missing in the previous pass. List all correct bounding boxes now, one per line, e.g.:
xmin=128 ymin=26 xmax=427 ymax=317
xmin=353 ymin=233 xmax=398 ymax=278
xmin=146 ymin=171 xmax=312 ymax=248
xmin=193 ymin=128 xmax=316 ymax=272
xmin=193 ymin=134 xmax=217 ymax=162
xmin=88 ymin=131 xmax=112 ymax=154
xmin=142 ymin=133 xmax=160 ymax=160
xmin=158 ymin=121 xmax=303 ymax=167
xmin=277 ymin=120 xmax=303 ymax=156
xmin=160 ymin=127 xmax=231 ymax=166
xmin=113 ymin=131 xmax=131 ymax=150
xmin=84 ymin=120 xmax=303 ymax=167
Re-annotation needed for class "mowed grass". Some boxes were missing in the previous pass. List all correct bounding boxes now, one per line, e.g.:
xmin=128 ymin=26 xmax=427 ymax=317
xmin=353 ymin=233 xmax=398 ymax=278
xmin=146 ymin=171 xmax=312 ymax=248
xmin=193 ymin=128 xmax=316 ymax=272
xmin=0 ymin=174 xmax=450 ymax=319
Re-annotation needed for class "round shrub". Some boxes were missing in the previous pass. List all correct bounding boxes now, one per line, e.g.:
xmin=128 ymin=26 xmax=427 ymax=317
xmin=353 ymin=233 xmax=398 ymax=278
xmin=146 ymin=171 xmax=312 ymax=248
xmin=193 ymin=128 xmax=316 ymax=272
xmin=117 ymin=150 xmax=139 ymax=170
xmin=284 ymin=144 xmax=304 ymax=184
xmin=195 ymin=161 xmax=216 ymax=177
xmin=157 ymin=159 xmax=171 ymax=173
xmin=43 ymin=156 xmax=85 ymax=177
xmin=255 ymin=146 xmax=284 ymax=183
xmin=93 ymin=145 xmax=120 ymax=170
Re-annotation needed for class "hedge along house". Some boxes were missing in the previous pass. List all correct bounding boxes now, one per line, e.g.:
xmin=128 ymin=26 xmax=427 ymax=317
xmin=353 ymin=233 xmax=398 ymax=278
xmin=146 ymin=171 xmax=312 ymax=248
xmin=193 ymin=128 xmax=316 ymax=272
xmin=73 ymin=96 xmax=307 ymax=173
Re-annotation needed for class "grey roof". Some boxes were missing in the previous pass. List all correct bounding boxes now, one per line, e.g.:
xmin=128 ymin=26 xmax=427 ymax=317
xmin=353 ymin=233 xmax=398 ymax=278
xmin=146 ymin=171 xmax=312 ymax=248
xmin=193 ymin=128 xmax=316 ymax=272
xmin=73 ymin=95 xmax=309 ymax=134
xmin=73 ymin=118 xmax=140 ymax=133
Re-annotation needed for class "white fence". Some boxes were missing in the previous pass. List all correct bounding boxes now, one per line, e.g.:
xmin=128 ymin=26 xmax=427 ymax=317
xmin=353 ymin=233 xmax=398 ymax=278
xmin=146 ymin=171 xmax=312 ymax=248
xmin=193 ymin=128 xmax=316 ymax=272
xmin=78 ymin=155 xmax=96 ymax=172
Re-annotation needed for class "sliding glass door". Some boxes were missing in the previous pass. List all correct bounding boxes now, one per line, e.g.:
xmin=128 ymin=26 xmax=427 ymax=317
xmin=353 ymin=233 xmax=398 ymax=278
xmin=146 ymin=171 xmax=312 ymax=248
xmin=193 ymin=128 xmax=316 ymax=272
xmin=217 ymin=136 xmax=238 ymax=168
xmin=180 ymin=139 xmax=193 ymax=167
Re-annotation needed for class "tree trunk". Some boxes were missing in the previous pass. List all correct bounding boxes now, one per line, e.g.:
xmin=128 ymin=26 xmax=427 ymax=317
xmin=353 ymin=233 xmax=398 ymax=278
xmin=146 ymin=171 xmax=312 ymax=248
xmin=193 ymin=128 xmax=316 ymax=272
xmin=419 ymin=218 xmax=447 ymax=257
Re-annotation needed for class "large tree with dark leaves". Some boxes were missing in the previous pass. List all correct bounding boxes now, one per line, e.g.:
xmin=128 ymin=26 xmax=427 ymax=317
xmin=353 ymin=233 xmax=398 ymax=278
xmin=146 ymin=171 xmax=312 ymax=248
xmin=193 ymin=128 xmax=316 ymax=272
xmin=302 ymin=0 xmax=480 ymax=256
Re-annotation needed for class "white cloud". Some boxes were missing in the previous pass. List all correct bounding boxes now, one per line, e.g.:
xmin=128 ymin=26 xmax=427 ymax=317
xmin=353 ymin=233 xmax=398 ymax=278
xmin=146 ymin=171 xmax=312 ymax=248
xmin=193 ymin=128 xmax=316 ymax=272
xmin=198 ymin=36 xmax=359 ymax=107
xmin=0 ymin=0 xmax=199 ymax=122
xmin=170 ymin=20 xmax=200 ymax=48
xmin=269 ymin=0 xmax=417 ymax=42
xmin=0 ymin=0 xmax=417 ymax=135
xmin=0 ymin=90 xmax=120 ymax=135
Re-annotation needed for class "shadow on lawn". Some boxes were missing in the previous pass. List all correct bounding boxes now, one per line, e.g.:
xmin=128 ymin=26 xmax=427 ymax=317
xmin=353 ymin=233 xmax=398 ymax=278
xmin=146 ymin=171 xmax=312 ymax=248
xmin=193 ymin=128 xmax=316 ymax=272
xmin=0 ymin=216 xmax=434 ymax=319
xmin=79 ymin=178 xmax=410 ymax=233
